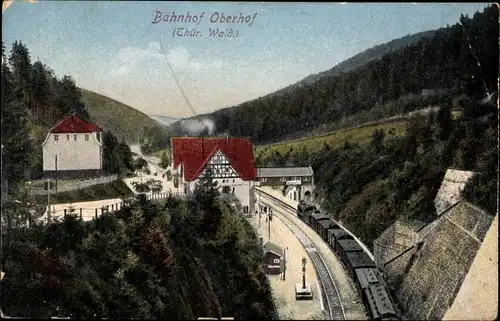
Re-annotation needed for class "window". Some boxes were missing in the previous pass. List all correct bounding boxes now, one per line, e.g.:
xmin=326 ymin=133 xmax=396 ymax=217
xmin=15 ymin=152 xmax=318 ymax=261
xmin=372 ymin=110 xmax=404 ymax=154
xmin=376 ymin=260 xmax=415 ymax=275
xmin=273 ymin=259 xmax=280 ymax=264
xmin=280 ymin=177 xmax=287 ymax=182
xmin=96 ymin=132 xmax=101 ymax=142
xmin=232 ymin=179 xmax=235 ymax=183
xmin=303 ymin=177 xmax=309 ymax=181
xmin=293 ymin=177 xmax=298 ymax=181
xmin=85 ymin=134 xmax=89 ymax=141
xmin=54 ymin=135 xmax=59 ymax=141
xmin=74 ymin=135 xmax=77 ymax=141
xmin=222 ymin=186 xmax=230 ymax=193
xmin=260 ymin=177 xmax=267 ymax=183
xmin=66 ymin=135 xmax=70 ymax=141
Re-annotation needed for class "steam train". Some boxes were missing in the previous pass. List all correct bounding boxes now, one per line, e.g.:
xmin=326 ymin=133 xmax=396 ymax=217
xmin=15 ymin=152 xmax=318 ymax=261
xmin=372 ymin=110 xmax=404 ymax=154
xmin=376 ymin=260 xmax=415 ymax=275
xmin=297 ymin=201 xmax=399 ymax=321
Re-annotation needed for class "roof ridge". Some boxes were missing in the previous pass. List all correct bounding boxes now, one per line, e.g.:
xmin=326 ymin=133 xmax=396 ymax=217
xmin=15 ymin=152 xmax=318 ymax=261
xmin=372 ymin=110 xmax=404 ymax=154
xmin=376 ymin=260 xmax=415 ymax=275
xmin=48 ymin=114 xmax=74 ymax=132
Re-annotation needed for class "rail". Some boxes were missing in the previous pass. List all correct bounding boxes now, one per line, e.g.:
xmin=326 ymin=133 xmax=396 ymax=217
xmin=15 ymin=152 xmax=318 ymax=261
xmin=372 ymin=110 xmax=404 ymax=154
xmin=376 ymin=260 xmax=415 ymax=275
xmin=255 ymin=188 xmax=346 ymax=320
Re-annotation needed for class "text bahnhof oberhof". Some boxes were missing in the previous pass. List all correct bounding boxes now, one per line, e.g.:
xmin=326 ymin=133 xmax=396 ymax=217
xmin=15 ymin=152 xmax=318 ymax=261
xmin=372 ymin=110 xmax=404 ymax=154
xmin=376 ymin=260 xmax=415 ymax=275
xmin=153 ymin=11 xmax=258 ymax=27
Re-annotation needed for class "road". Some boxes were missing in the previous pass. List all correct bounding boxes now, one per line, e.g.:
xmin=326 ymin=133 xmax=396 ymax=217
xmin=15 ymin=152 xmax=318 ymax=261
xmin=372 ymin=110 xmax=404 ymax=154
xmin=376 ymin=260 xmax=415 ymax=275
xmin=129 ymin=144 xmax=168 ymax=176
xmin=126 ymin=144 xmax=178 ymax=195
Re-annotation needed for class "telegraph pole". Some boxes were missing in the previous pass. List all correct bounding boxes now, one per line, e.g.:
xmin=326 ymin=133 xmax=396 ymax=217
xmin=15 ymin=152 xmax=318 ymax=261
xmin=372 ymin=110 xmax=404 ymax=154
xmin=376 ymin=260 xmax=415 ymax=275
xmin=47 ymin=178 xmax=51 ymax=223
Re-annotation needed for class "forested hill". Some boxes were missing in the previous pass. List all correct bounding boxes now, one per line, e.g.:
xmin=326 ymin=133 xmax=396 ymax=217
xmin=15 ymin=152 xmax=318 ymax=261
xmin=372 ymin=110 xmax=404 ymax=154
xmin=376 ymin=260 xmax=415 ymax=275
xmin=300 ymin=29 xmax=437 ymax=86
xmin=184 ymin=5 xmax=497 ymax=145
xmin=80 ymin=88 xmax=170 ymax=144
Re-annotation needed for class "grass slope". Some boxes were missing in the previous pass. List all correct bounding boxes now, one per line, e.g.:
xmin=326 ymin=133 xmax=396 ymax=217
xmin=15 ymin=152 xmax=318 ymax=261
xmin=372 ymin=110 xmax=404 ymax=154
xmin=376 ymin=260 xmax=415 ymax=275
xmin=80 ymin=88 xmax=162 ymax=143
xmin=255 ymin=119 xmax=407 ymax=159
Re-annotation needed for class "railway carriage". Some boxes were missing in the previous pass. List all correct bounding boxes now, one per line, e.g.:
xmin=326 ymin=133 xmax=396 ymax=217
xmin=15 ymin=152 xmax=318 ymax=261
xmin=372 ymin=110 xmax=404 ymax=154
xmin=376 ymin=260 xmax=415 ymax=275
xmin=309 ymin=212 xmax=330 ymax=232
xmin=354 ymin=267 xmax=381 ymax=294
xmin=336 ymin=238 xmax=363 ymax=259
xmin=317 ymin=219 xmax=340 ymax=240
xmin=328 ymin=228 xmax=353 ymax=252
xmin=343 ymin=251 xmax=376 ymax=278
xmin=362 ymin=285 xmax=398 ymax=320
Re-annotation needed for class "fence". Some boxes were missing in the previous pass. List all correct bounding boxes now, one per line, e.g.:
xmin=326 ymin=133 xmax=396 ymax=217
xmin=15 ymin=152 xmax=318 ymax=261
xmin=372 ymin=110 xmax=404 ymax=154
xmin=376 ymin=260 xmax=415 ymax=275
xmin=41 ymin=192 xmax=182 ymax=223
xmin=31 ymin=175 xmax=119 ymax=195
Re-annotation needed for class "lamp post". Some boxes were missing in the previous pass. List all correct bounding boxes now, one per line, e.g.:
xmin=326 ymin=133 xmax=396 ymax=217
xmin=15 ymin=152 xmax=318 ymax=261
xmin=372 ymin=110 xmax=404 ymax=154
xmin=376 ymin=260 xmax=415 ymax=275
xmin=282 ymin=247 xmax=288 ymax=281
xmin=302 ymin=257 xmax=307 ymax=289
xmin=268 ymin=209 xmax=273 ymax=239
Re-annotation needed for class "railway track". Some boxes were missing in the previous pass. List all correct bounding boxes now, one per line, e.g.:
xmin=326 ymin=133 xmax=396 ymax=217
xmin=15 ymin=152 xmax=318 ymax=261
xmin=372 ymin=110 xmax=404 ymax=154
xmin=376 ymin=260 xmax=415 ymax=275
xmin=255 ymin=188 xmax=346 ymax=320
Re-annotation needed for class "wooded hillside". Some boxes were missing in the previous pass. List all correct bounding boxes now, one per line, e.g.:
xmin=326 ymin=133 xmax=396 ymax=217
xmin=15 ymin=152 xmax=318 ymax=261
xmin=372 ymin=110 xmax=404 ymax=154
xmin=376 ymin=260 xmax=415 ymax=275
xmin=1 ymin=185 xmax=276 ymax=319
xmin=1 ymin=41 xmax=140 ymax=186
xmin=186 ymin=5 xmax=497 ymax=145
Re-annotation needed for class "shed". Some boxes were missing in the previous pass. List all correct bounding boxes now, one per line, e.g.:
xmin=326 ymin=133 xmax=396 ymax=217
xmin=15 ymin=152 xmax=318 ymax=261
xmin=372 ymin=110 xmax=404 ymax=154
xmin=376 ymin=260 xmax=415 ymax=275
xmin=363 ymin=285 xmax=397 ymax=320
xmin=263 ymin=242 xmax=284 ymax=275
xmin=354 ymin=268 xmax=380 ymax=293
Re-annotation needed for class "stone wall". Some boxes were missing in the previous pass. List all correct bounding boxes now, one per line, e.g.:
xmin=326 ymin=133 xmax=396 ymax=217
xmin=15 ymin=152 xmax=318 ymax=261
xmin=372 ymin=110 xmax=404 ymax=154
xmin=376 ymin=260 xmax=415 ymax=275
xmin=396 ymin=202 xmax=493 ymax=320
xmin=443 ymin=214 xmax=498 ymax=320
xmin=433 ymin=169 xmax=474 ymax=215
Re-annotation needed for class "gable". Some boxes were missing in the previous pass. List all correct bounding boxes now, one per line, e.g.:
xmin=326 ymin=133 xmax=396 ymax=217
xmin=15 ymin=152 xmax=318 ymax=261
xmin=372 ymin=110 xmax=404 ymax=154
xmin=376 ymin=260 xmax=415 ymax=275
xmin=171 ymin=137 xmax=257 ymax=181
xmin=51 ymin=114 xmax=102 ymax=134
xmin=198 ymin=149 xmax=240 ymax=179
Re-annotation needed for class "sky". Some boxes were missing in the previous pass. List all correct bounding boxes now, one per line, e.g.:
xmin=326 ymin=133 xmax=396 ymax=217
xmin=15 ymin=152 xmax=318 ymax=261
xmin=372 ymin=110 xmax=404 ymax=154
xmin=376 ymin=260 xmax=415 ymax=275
xmin=2 ymin=1 xmax=490 ymax=118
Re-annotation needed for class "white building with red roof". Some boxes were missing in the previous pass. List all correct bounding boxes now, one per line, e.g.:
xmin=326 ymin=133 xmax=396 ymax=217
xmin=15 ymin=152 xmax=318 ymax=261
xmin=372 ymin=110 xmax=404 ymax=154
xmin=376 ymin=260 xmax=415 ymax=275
xmin=171 ymin=137 xmax=257 ymax=214
xmin=42 ymin=114 xmax=104 ymax=179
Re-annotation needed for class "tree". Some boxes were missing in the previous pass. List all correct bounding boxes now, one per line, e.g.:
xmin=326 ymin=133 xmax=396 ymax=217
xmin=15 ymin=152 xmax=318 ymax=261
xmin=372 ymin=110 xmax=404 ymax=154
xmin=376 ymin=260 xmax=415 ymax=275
xmin=436 ymin=98 xmax=453 ymax=140
xmin=30 ymin=60 xmax=50 ymax=117
xmin=1 ymin=55 xmax=33 ymax=191
xmin=371 ymin=128 xmax=386 ymax=152
xmin=131 ymin=181 xmax=150 ymax=194
xmin=158 ymin=150 xmax=170 ymax=169
xmin=103 ymin=131 xmax=121 ymax=175
xmin=194 ymin=168 xmax=219 ymax=209
xmin=117 ymin=141 xmax=134 ymax=173
xmin=134 ymin=157 xmax=149 ymax=175
xmin=9 ymin=40 xmax=32 ymax=108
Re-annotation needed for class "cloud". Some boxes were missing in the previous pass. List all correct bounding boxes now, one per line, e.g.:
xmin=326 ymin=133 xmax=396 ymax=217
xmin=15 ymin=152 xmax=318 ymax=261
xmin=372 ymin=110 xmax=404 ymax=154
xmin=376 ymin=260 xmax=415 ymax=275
xmin=110 ymin=42 xmax=224 ymax=77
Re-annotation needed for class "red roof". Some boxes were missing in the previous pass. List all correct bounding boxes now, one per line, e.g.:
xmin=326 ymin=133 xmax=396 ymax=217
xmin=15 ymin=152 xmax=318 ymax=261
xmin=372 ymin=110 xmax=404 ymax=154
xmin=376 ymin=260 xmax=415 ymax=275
xmin=172 ymin=137 xmax=257 ymax=181
xmin=50 ymin=114 xmax=102 ymax=133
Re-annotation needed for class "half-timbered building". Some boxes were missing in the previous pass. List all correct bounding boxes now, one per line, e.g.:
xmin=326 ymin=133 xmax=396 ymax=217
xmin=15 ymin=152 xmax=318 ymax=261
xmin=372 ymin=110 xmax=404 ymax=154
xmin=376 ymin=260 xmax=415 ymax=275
xmin=171 ymin=137 xmax=257 ymax=214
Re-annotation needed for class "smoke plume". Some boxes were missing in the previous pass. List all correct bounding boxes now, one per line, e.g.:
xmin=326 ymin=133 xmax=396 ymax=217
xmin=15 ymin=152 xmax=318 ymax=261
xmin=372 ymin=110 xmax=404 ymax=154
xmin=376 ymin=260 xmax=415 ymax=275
xmin=180 ymin=117 xmax=216 ymax=136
